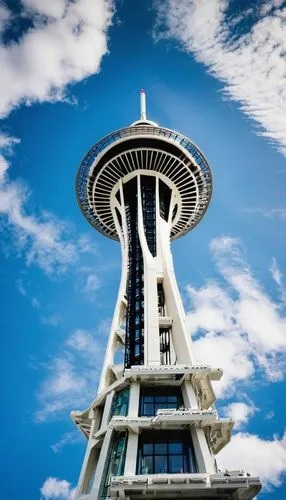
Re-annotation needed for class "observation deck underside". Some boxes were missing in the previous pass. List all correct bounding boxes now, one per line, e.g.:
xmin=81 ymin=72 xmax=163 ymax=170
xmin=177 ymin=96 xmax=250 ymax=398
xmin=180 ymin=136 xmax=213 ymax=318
xmin=76 ymin=125 xmax=212 ymax=240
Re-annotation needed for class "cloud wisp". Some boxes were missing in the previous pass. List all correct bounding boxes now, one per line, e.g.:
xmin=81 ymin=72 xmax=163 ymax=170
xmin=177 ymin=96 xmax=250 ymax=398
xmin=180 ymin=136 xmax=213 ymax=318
xmin=0 ymin=132 xmax=94 ymax=275
xmin=154 ymin=0 xmax=286 ymax=156
xmin=36 ymin=323 xmax=110 ymax=422
xmin=51 ymin=431 xmax=81 ymax=454
xmin=0 ymin=0 xmax=114 ymax=117
xmin=242 ymin=207 xmax=286 ymax=220
xmin=186 ymin=236 xmax=286 ymax=396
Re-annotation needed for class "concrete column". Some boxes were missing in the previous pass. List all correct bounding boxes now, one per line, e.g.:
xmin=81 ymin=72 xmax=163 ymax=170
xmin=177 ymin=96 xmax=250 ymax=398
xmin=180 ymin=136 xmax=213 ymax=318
xmin=124 ymin=431 xmax=139 ymax=476
xmin=128 ymin=383 xmax=140 ymax=417
xmin=181 ymin=380 xmax=199 ymax=409
xmin=101 ymin=390 xmax=115 ymax=428
xmin=191 ymin=426 xmax=216 ymax=474
xmin=91 ymin=427 xmax=113 ymax=499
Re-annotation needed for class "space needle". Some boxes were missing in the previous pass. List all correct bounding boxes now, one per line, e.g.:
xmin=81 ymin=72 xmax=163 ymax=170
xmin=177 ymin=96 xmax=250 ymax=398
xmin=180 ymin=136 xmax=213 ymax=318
xmin=71 ymin=91 xmax=261 ymax=499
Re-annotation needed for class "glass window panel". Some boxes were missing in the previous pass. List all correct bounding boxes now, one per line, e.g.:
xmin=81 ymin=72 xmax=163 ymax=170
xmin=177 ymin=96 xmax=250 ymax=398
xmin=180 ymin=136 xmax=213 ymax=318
xmin=141 ymin=456 xmax=153 ymax=474
xmin=167 ymin=396 xmax=177 ymax=403
xmin=110 ymin=458 xmax=121 ymax=475
xmin=116 ymin=438 xmax=125 ymax=453
xmin=154 ymin=442 xmax=167 ymax=455
xmin=155 ymin=455 xmax=168 ymax=474
xmin=144 ymin=396 xmax=154 ymax=403
xmin=169 ymin=455 xmax=184 ymax=473
xmin=142 ymin=443 xmax=153 ymax=454
xmin=166 ymin=402 xmax=177 ymax=409
xmin=169 ymin=442 xmax=183 ymax=454
xmin=143 ymin=403 xmax=154 ymax=416
xmin=111 ymin=388 xmax=129 ymax=418
xmin=154 ymin=403 xmax=161 ymax=414
xmin=155 ymin=396 xmax=166 ymax=402
xmin=188 ymin=447 xmax=197 ymax=473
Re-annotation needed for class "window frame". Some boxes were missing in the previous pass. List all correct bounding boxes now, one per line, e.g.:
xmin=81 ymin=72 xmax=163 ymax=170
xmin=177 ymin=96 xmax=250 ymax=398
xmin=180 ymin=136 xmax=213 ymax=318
xmin=139 ymin=386 xmax=183 ymax=417
xmin=137 ymin=430 xmax=197 ymax=475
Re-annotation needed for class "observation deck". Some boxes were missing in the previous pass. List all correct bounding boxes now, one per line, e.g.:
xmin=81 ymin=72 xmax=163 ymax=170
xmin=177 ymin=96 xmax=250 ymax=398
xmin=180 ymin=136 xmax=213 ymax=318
xmin=76 ymin=107 xmax=212 ymax=241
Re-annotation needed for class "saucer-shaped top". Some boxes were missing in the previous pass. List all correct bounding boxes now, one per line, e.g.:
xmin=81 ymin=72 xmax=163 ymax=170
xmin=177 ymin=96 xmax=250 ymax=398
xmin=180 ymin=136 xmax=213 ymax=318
xmin=76 ymin=124 xmax=212 ymax=241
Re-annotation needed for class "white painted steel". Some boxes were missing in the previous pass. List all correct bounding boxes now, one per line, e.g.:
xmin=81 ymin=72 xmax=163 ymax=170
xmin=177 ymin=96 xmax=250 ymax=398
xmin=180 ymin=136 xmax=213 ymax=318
xmin=140 ymin=90 xmax=146 ymax=121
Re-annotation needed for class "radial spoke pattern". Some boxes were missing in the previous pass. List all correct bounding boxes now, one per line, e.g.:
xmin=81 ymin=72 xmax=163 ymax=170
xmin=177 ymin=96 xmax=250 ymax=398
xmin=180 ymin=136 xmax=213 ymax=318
xmin=76 ymin=126 xmax=212 ymax=240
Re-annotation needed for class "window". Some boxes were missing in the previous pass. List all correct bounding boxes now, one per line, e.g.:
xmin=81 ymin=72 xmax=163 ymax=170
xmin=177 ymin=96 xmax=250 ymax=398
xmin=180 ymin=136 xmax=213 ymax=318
xmin=160 ymin=328 xmax=171 ymax=365
xmin=139 ymin=387 xmax=183 ymax=417
xmin=137 ymin=430 xmax=197 ymax=475
xmin=100 ymin=431 xmax=127 ymax=499
xmin=110 ymin=387 xmax=129 ymax=418
xmin=157 ymin=283 xmax=165 ymax=317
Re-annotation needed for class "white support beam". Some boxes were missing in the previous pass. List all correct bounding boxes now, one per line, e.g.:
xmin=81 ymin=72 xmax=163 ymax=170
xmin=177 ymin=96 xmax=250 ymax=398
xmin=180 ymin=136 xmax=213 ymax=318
xmin=101 ymin=390 xmax=115 ymax=428
xmin=128 ymin=383 xmax=140 ymax=417
xmin=74 ymin=416 xmax=97 ymax=500
xmin=181 ymin=380 xmax=199 ymax=409
xmin=124 ymin=431 xmax=139 ymax=476
xmin=191 ymin=426 xmax=216 ymax=474
xmin=90 ymin=426 xmax=113 ymax=499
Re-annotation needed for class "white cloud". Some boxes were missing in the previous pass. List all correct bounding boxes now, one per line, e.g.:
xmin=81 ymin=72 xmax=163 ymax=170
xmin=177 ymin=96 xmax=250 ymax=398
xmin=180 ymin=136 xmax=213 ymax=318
xmin=269 ymin=257 xmax=283 ymax=287
xmin=0 ymin=1 xmax=113 ymax=277
xmin=36 ymin=324 xmax=109 ymax=421
xmin=36 ymin=355 xmax=87 ymax=422
xmin=0 ymin=132 xmax=20 ymax=178
xmin=243 ymin=207 xmax=286 ymax=220
xmin=186 ymin=236 xmax=286 ymax=396
xmin=41 ymin=314 xmax=62 ymax=327
xmin=223 ymin=402 xmax=256 ymax=429
xmin=51 ymin=431 xmax=81 ymax=453
xmin=218 ymin=432 xmax=286 ymax=488
xmin=0 ymin=133 xmax=93 ymax=275
xmin=82 ymin=273 xmax=101 ymax=294
xmin=155 ymin=0 xmax=286 ymax=155
xmin=269 ymin=257 xmax=286 ymax=306
xmin=0 ymin=0 xmax=114 ymax=117
xmin=0 ymin=177 xmax=92 ymax=274
xmin=23 ymin=0 xmax=67 ymax=19
xmin=74 ymin=267 xmax=102 ymax=301
xmin=31 ymin=296 xmax=40 ymax=308
xmin=0 ymin=2 xmax=10 ymax=36
xmin=66 ymin=329 xmax=100 ymax=354
xmin=40 ymin=477 xmax=76 ymax=500
xmin=16 ymin=277 xmax=41 ymax=308
xmin=193 ymin=331 xmax=253 ymax=397
xmin=43 ymin=358 xmax=87 ymax=396
xmin=16 ymin=277 xmax=27 ymax=297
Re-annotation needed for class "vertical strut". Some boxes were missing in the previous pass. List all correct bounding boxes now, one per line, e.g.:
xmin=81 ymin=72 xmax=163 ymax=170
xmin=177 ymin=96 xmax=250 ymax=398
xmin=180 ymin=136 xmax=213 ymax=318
xmin=140 ymin=89 xmax=147 ymax=121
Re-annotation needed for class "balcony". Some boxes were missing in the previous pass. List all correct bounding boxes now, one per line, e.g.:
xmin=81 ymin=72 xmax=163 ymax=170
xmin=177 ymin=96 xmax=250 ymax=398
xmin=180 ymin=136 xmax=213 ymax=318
xmin=109 ymin=471 xmax=261 ymax=499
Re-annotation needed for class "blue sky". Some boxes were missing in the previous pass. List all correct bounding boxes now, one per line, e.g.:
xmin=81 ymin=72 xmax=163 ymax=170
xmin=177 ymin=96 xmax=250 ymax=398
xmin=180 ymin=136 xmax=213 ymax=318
xmin=0 ymin=0 xmax=286 ymax=499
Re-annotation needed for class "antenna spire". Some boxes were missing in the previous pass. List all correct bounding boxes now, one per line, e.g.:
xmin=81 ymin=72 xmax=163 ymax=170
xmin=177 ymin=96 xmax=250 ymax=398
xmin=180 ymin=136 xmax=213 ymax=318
xmin=140 ymin=89 xmax=146 ymax=121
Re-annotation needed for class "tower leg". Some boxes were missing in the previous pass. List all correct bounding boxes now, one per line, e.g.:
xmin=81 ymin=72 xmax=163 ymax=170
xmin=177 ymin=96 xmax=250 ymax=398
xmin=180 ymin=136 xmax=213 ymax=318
xmin=90 ymin=427 xmax=113 ymax=499
xmin=191 ymin=426 xmax=216 ymax=474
